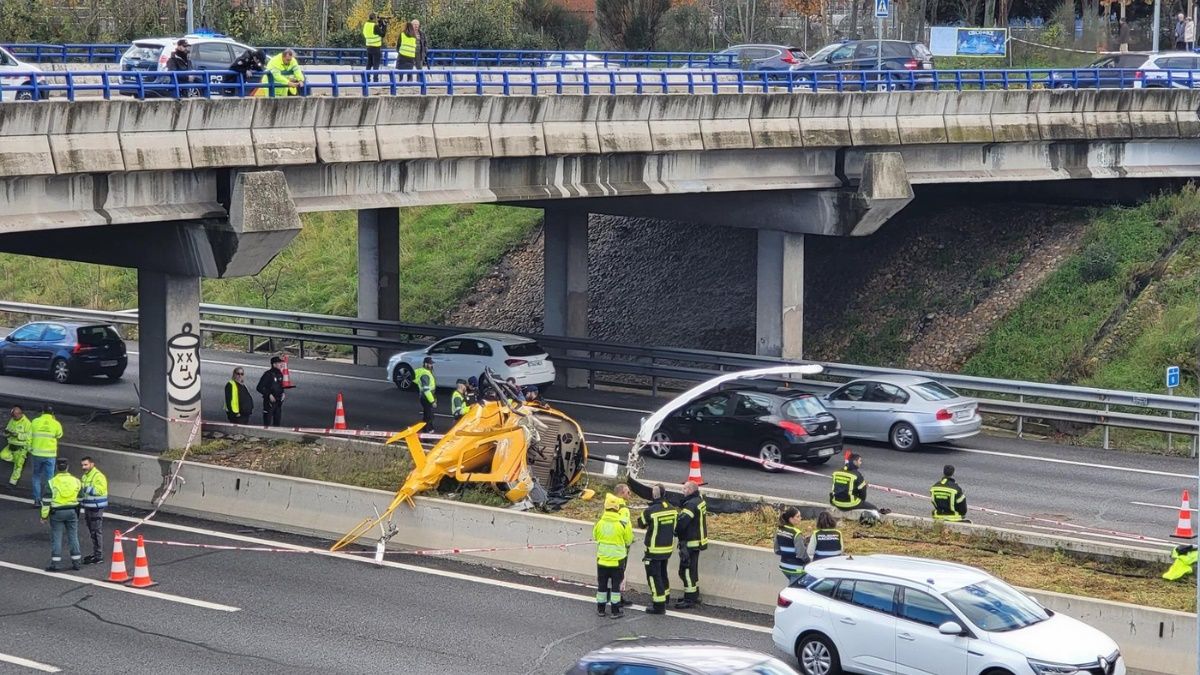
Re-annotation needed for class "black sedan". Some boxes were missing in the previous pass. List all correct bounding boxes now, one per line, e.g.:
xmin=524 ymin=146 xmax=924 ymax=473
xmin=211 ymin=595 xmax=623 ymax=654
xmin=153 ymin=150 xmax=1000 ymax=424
xmin=646 ymin=388 xmax=842 ymax=471
xmin=0 ymin=321 xmax=128 ymax=383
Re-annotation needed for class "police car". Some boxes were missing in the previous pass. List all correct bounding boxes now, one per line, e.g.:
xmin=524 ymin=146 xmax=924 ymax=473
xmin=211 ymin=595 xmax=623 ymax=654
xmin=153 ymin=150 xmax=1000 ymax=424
xmin=117 ymin=31 xmax=254 ymax=96
xmin=0 ymin=45 xmax=43 ymax=100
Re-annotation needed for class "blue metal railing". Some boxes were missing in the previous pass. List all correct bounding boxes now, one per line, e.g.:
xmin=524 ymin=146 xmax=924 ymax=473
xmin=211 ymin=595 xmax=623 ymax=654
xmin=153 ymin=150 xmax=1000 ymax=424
xmin=1 ymin=43 xmax=737 ymax=68
xmin=0 ymin=67 xmax=1188 ymax=101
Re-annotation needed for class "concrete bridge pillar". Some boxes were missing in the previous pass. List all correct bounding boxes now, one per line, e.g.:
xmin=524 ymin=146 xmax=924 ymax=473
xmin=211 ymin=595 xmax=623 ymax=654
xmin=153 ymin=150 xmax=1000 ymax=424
xmin=138 ymin=271 xmax=202 ymax=451
xmin=356 ymin=208 xmax=401 ymax=367
xmin=543 ymin=208 xmax=589 ymax=388
xmin=755 ymin=230 xmax=804 ymax=359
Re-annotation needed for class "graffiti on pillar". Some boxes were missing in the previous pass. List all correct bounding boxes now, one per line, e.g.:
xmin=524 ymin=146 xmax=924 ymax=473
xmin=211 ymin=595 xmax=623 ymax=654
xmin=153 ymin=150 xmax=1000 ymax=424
xmin=167 ymin=323 xmax=202 ymax=418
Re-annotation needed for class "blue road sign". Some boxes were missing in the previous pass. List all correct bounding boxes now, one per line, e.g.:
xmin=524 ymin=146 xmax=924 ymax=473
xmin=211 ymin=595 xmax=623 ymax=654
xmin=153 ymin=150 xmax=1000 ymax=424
xmin=875 ymin=0 xmax=890 ymax=17
xmin=1167 ymin=365 xmax=1181 ymax=389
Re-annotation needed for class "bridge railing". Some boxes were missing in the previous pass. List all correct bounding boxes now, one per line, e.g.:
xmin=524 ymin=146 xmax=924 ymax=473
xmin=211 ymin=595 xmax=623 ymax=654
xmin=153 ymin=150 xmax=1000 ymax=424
xmin=0 ymin=66 xmax=1182 ymax=100
xmin=0 ymin=300 xmax=1194 ymax=448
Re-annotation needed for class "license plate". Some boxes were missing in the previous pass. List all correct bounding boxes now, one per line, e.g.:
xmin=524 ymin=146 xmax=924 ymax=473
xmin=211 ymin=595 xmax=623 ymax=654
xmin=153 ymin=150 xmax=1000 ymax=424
xmin=954 ymin=410 xmax=971 ymax=421
xmin=530 ymin=360 xmax=542 ymax=367
xmin=817 ymin=447 xmax=835 ymax=457
xmin=101 ymin=360 xmax=118 ymax=367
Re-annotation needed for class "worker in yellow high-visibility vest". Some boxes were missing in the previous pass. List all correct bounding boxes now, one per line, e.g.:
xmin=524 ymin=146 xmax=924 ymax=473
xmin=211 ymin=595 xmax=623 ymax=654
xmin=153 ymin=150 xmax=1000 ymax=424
xmin=257 ymin=49 xmax=305 ymax=97
xmin=362 ymin=12 xmax=387 ymax=83
xmin=396 ymin=21 xmax=418 ymax=82
xmin=1 ymin=405 xmax=31 ymax=488
xmin=29 ymin=404 xmax=63 ymax=507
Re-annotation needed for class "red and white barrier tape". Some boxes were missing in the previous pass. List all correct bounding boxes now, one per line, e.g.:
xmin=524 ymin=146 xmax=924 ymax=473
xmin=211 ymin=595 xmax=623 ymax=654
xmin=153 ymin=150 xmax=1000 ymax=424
xmin=116 ymin=535 xmax=591 ymax=558
xmin=121 ymin=406 xmax=202 ymax=537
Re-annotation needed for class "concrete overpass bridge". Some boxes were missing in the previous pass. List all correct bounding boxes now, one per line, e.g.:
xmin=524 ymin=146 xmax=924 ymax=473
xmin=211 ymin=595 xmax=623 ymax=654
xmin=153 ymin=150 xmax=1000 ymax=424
xmin=1 ymin=88 xmax=1197 ymax=448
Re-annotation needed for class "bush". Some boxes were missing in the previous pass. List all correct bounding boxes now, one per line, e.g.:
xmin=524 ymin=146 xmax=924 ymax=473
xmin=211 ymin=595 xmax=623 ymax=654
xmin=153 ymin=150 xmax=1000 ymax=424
xmin=1078 ymin=241 xmax=1118 ymax=283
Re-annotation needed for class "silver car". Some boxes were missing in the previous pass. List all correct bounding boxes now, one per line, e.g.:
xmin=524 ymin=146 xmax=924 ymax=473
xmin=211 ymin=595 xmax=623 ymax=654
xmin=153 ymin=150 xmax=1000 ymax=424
xmin=822 ymin=374 xmax=981 ymax=451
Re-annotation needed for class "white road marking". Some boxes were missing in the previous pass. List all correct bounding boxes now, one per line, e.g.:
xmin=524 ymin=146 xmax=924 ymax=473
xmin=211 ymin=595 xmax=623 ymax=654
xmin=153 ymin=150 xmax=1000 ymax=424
xmin=0 ymin=496 xmax=768 ymax=634
xmin=0 ymin=652 xmax=61 ymax=673
xmin=933 ymin=444 xmax=1197 ymax=480
xmin=1010 ymin=523 xmax=1174 ymax=546
xmin=0 ymin=560 xmax=240 ymax=612
xmin=1130 ymin=500 xmax=1196 ymax=513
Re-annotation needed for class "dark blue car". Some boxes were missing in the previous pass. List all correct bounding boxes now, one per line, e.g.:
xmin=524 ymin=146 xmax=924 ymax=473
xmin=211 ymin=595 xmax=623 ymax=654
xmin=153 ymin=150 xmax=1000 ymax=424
xmin=0 ymin=321 xmax=128 ymax=383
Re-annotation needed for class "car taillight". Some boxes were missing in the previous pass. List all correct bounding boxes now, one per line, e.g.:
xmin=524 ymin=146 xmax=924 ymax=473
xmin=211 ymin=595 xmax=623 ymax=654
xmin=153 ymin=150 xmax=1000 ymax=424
xmin=777 ymin=593 xmax=793 ymax=608
xmin=782 ymin=53 xmax=798 ymax=64
xmin=504 ymin=359 xmax=527 ymax=367
xmin=936 ymin=409 xmax=953 ymax=421
xmin=905 ymin=59 xmax=918 ymax=70
xmin=779 ymin=420 xmax=808 ymax=436
xmin=72 ymin=343 xmax=95 ymax=354
xmin=72 ymin=343 xmax=80 ymax=354
xmin=1135 ymin=70 xmax=1143 ymax=79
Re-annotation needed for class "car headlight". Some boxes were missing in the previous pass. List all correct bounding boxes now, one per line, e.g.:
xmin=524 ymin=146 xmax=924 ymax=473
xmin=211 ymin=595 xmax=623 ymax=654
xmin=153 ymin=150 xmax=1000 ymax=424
xmin=1027 ymin=659 xmax=1082 ymax=675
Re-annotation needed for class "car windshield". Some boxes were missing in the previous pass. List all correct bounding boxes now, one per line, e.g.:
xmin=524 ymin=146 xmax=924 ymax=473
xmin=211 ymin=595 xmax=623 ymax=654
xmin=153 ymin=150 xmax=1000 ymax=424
xmin=807 ymin=43 xmax=842 ymax=60
xmin=782 ymin=396 xmax=826 ymax=419
xmin=77 ymin=325 xmax=121 ymax=345
xmin=944 ymin=580 xmax=1049 ymax=632
xmin=124 ymin=43 xmax=163 ymax=61
xmin=503 ymin=341 xmax=545 ymax=357
xmin=910 ymin=381 xmax=960 ymax=401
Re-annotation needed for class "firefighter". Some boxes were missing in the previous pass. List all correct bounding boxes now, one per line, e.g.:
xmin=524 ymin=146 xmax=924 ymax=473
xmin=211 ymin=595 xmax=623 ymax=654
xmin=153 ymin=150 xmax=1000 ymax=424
xmin=674 ymin=480 xmax=708 ymax=609
xmin=830 ymin=453 xmax=889 ymax=522
xmin=224 ymin=367 xmax=253 ymax=424
xmin=413 ymin=357 xmax=437 ymax=432
xmin=774 ymin=506 xmax=809 ymax=582
xmin=593 ymin=492 xmax=633 ymax=617
xmin=29 ymin=404 xmax=62 ymax=507
xmin=806 ymin=510 xmax=844 ymax=561
xmin=2 ymin=406 xmax=31 ymax=489
xmin=257 ymin=48 xmax=305 ymax=97
xmin=79 ymin=456 xmax=108 ymax=565
xmin=930 ymin=464 xmax=968 ymax=522
xmin=451 ymin=379 xmax=469 ymax=419
xmin=637 ymin=483 xmax=676 ymax=614
xmin=41 ymin=457 xmax=82 ymax=571
xmin=1164 ymin=544 xmax=1198 ymax=581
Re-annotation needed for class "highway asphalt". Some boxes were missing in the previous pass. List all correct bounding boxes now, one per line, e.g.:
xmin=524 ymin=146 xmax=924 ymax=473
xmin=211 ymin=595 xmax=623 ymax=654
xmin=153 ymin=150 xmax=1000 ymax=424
xmin=0 ymin=339 xmax=1192 ymax=548
xmin=0 ymin=498 xmax=776 ymax=674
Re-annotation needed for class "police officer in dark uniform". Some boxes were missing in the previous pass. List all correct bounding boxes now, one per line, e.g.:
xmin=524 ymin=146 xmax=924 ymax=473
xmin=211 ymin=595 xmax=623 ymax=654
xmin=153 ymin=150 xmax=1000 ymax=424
xmin=256 ymin=356 xmax=286 ymax=427
xmin=807 ymin=510 xmax=844 ymax=561
xmin=673 ymin=480 xmax=708 ymax=609
xmin=774 ymin=506 xmax=809 ymax=582
xmin=930 ymin=464 xmax=968 ymax=522
xmin=636 ymin=483 xmax=677 ymax=615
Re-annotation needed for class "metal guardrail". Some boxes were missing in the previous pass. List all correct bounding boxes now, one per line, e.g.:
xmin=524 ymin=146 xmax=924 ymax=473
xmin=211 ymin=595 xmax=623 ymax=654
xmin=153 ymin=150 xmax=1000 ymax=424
xmin=2 ymin=44 xmax=737 ymax=68
xmin=0 ymin=301 xmax=1195 ymax=445
xmin=0 ymin=66 xmax=1191 ymax=101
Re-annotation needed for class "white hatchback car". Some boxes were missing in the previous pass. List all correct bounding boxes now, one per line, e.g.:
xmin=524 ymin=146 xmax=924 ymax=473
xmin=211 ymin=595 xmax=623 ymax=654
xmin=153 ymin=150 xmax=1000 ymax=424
xmin=387 ymin=332 xmax=556 ymax=392
xmin=0 ymin=46 xmax=43 ymax=100
xmin=1133 ymin=51 xmax=1200 ymax=88
xmin=774 ymin=555 xmax=1124 ymax=675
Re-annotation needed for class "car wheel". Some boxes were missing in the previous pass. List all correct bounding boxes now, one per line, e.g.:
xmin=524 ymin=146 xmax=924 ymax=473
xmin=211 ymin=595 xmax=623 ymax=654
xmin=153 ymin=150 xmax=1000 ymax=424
xmin=889 ymin=421 xmax=919 ymax=451
xmin=51 ymin=358 xmax=71 ymax=384
xmin=758 ymin=440 xmax=784 ymax=472
xmin=805 ymin=455 xmax=833 ymax=466
xmin=647 ymin=431 xmax=675 ymax=459
xmin=392 ymin=364 xmax=414 ymax=391
xmin=795 ymin=632 xmax=841 ymax=675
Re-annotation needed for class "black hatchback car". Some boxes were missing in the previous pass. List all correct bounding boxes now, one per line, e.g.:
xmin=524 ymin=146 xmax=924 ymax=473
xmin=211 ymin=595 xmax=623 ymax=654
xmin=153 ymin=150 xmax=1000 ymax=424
xmin=792 ymin=39 xmax=934 ymax=88
xmin=646 ymin=387 xmax=842 ymax=471
xmin=0 ymin=321 xmax=128 ymax=383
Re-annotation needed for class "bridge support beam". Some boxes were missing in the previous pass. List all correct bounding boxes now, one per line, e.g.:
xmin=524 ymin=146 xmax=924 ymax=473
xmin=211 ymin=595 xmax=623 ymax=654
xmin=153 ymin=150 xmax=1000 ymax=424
xmin=756 ymin=231 xmax=804 ymax=359
xmin=356 ymin=208 xmax=401 ymax=367
xmin=543 ymin=208 xmax=589 ymax=388
xmin=138 ymin=271 xmax=202 ymax=451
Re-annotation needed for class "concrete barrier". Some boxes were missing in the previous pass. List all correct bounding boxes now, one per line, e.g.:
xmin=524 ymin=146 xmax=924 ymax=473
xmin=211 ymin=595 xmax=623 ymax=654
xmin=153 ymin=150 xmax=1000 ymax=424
xmin=1172 ymin=89 xmax=1200 ymax=138
xmin=1128 ymin=88 xmax=1182 ymax=139
xmin=313 ymin=97 xmax=381 ymax=164
xmin=539 ymin=94 xmax=602 ymax=155
xmin=250 ymin=97 xmax=320 ymax=165
xmin=1080 ymin=89 xmax=1132 ymax=140
xmin=187 ymin=98 xmax=257 ymax=167
xmin=847 ymin=92 xmax=901 ymax=146
xmin=1034 ymin=89 xmax=1089 ymax=141
xmin=375 ymin=96 xmax=438 ymax=160
xmin=595 ymin=96 xmax=653 ymax=154
xmin=118 ymin=99 xmax=193 ymax=171
xmin=795 ymin=94 xmax=851 ymax=147
xmin=941 ymin=90 xmax=996 ymax=143
xmin=488 ymin=96 xmax=546 ymax=157
xmin=989 ymin=90 xmax=1040 ymax=142
xmin=46 ymin=99 xmax=125 ymax=173
xmin=894 ymin=91 xmax=949 ymax=145
xmin=0 ymin=102 xmax=55 ymax=176
xmin=647 ymin=95 xmax=705 ymax=152
xmin=62 ymin=442 xmax=1193 ymax=674
xmin=698 ymin=95 xmax=754 ymax=150
xmin=433 ymin=96 xmax=494 ymax=158
xmin=753 ymin=95 xmax=803 ymax=148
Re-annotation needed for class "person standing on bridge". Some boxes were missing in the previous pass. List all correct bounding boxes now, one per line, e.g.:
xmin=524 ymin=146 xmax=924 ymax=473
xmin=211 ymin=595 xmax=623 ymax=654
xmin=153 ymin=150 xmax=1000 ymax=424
xmin=593 ymin=492 xmax=633 ymax=618
xmin=166 ymin=39 xmax=198 ymax=95
xmin=2 ymin=406 xmax=31 ymax=489
xmin=225 ymin=367 xmax=253 ymax=425
xmin=413 ymin=357 xmax=437 ymax=432
xmin=829 ymin=453 xmax=889 ymax=523
xmin=258 ymin=49 xmax=305 ymax=97
xmin=29 ymin=404 xmax=62 ymax=508
xmin=674 ymin=480 xmax=708 ymax=609
xmin=1187 ymin=16 xmax=1196 ymax=51
xmin=412 ymin=19 xmax=430 ymax=73
xmin=637 ymin=483 xmax=676 ymax=614
xmin=41 ymin=457 xmax=82 ymax=572
xmin=79 ymin=456 xmax=108 ymax=565
xmin=930 ymin=464 xmax=968 ymax=523
xmin=257 ymin=357 xmax=286 ymax=428
xmin=1176 ymin=13 xmax=1188 ymax=50
xmin=363 ymin=13 xmax=386 ymax=82
xmin=396 ymin=21 xmax=418 ymax=82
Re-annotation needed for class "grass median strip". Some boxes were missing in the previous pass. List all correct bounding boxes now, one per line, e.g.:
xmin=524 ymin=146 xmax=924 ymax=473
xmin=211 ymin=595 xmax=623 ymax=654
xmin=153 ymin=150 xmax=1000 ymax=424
xmin=174 ymin=436 xmax=1193 ymax=612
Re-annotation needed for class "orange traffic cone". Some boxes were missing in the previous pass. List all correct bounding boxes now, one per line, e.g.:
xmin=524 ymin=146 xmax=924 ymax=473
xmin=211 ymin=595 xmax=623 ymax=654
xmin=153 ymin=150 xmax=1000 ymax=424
xmin=127 ymin=534 xmax=157 ymax=588
xmin=1172 ymin=489 xmax=1196 ymax=539
xmin=281 ymin=354 xmax=296 ymax=389
xmin=333 ymin=392 xmax=347 ymax=430
xmin=106 ymin=530 xmax=130 ymax=583
xmin=686 ymin=443 xmax=706 ymax=486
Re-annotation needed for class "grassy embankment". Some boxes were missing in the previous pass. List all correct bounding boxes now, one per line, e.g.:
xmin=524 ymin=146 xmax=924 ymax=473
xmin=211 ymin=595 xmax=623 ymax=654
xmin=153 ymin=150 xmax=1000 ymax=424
xmin=964 ymin=187 xmax=1200 ymax=453
xmin=174 ymin=436 xmax=1195 ymax=612
xmin=0 ymin=205 xmax=542 ymax=347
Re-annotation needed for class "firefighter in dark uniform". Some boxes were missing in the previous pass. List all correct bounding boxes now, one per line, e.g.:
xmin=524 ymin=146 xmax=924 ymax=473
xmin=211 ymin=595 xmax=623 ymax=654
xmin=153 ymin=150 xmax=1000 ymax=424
xmin=774 ymin=506 xmax=809 ymax=583
xmin=830 ymin=453 xmax=889 ymax=520
xmin=930 ymin=464 xmax=968 ymax=522
xmin=636 ymin=483 xmax=677 ymax=614
xmin=674 ymin=480 xmax=708 ymax=609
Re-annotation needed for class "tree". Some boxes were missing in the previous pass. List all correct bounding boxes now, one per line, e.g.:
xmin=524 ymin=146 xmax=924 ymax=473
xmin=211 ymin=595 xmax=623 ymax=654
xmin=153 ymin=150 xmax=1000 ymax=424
xmin=517 ymin=0 xmax=590 ymax=48
xmin=596 ymin=0 xmax=672 ymax=50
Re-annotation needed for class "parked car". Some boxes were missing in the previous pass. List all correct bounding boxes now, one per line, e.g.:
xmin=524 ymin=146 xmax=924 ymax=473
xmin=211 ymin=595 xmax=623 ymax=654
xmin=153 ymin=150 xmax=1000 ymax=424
xmin=1133 ymin=51 xmax=1200 ymax=88
xmin=0 ymin=45 xmax=43 ymax=100
xmin=821 ymin=375 xmax=980 ymax=451
xmin=387 ymin=332 xmax=555 ymax=392
xmin=717 ymin=44 xmax=808 ymax=71
xmin=1047 ymin=52 xmax=1149 ymax=89
xmin=567 ymin=638 xmax=799 ymax=675
xmin=646 ymin=387 xmax=843 ymax=470
xmin=774 ymin=555 xmax=1124 ymax=675
xmin=118 ymin=33 xmax=254 ymax=96
xmin=792 ymin=40 xmax=934 ymax=89
xmin=0 ymin=321 xmax=128 ymax=383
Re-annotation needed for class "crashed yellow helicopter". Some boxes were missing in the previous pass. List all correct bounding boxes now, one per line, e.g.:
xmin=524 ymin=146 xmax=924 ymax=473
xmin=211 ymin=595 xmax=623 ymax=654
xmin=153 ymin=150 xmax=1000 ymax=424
xmin=331 ymin=374 xmax=590 ymax=551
